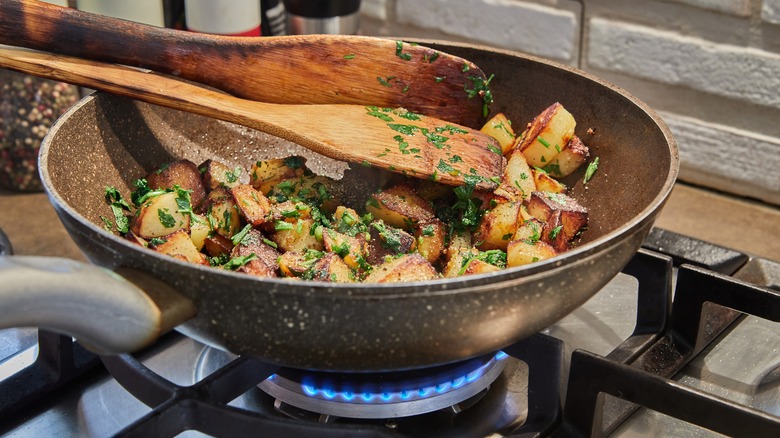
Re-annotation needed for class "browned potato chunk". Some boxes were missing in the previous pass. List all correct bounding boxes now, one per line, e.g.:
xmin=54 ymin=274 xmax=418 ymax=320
xmin=230 ymin=229 xmax=278 ymax=277
xmin=267 ymin=200 xmax=312 ymax=223
xmin=201 ymin=187 xmax=242 ymax=239
xmin=494 ymin=149 xmax=536 ymax=201
xmin=306 ymin=252 xmax=354 ymax=283
xmin=507 ymin=239 xmax=557 ymax=267
xmin=366 ymin=221 xmax=416 ymax=265
xmin=250 ymin=157 xmax=304 ymax=194
xmin=512 ymin=218 xmax=545 ymax=244
xmin=199 ymin=159 xmax=242 ymax=190
xmin=473 ymin=201 xmax=521 ymax=251
xmin=460 ymin=258 xmax=502 ymax=276
xmin=517 ymin=102 xmax=576 ymax=167
xmin=150 ymin=229 xmax=208 ymax=265
xmin=130 ymin=191 xmax=191 ymax=239
xmin=146 ymin=159 xmax=207 ymax=208
xmin=363 ymin=253 xmax=438 ymax=283
xmin=271 ymin=218 xmax=323 ymax=253
xmin=323 ymin=229 xmax=368 ymax=269
xmin=480 ymin=112 xmax=516 ymax=155
xmin=542 ymin=135 xmax=589 ymax=178
xmin=532 ymin=169 xmax=567 ymax=194
xmin=203 ymin=233 xmax=234 ymax=258
xmin=231 ymin=184 xmax=271 ymax=226
xmin=365 ymin=184 xmax=435 ymax=231
xmin=445 ymin=230 xmax=473 ymax=264
xmin=524 ymin=191 xmax=588 ymax=251
xmin=125 ymin=230 xmax=148 ymax=247
xmin=415 ymin=219 xmax=446 ymax=264
xmin=278 ymin=250 xmax=322 ymax=278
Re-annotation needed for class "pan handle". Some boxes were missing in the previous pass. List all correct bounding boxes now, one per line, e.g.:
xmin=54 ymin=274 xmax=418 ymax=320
xmin=0 ymin=256 xmax=196 ymax=354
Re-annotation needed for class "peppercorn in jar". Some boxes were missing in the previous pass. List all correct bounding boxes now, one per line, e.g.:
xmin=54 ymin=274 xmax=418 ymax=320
xmin=0 ymin=70 xmax=80 ymax=191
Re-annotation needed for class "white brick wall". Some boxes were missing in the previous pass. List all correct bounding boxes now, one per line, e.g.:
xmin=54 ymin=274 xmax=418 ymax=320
xmin=661 ymin=0 xmax=750 ymax=16
xmin=360 ymin=0 xmax=780 ymax=206
xmin=763 ymin=0 xmax=780 ymax=24
xmin=588 ymin=18 xmax=780 ymax=110
xmin=663 ymin=113 xmax=780 ymax=204
xmin=394 ymin=0 xmax=578 ymax=61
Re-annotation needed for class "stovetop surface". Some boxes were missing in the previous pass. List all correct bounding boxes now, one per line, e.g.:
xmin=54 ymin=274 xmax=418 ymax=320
xmin=1 ymin=240 xmax=778 ymax=437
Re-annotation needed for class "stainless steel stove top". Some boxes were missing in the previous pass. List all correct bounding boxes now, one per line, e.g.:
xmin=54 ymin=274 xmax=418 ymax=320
xmin=0 ymin=228 xmax=779 ymax=437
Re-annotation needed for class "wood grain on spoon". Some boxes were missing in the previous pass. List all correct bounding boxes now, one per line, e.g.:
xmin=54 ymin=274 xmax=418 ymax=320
xmin=0 ymin=47 xmax=502 ymax=190
xmin=0 ymin=0 xmax=491 ymax=128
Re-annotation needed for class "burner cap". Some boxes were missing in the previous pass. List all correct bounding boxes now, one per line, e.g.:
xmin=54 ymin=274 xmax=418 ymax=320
xmin=258 ymin=352 xmax=508 ymax=419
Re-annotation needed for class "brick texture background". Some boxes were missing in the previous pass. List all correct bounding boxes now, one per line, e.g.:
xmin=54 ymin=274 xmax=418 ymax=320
xmin=360 ymin=0 xmax=780 ymax=206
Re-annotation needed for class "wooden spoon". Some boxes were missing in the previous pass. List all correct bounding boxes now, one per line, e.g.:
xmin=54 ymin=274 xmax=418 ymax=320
xmin=0 ymin=0 xmax=492 ymax=128
xmin=0 ymin=47 xmax=502 ymax=189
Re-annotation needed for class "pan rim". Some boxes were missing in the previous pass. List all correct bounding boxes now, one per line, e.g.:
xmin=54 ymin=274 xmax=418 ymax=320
xmin=38 ymin=40 xmax=679 ymax=298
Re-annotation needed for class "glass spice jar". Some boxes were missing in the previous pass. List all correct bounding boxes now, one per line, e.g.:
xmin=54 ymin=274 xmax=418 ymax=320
xmin=0 ymin=70 xmax=80 ymax=192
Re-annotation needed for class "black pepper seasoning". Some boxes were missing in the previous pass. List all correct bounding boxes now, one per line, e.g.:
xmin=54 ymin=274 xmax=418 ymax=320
xmin=0 ymin=71 xmax=80 ymax=191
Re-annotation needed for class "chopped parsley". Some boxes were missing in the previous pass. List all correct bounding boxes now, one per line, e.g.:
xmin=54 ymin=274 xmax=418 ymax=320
xmin=395 ymin=40 xmax=413 ymax=61
xmin=464 ymin=73 xmax=495 ymax=118
xmin=158 ymin=208 xmax=177 ymax=228
xmin=343 ymin=53 xmax=356 ymax=59
xmin=222 ymin=253 xmax=257 ymax=270
xmin=366 ymin=106 xmax=394 ymax=122
xmin=549 ymin=225 xmax=563 ymax=241
xmin=584 ymin=157 xmax=600 ymax=184
xmin=104 ymin=186 xmax=131 ymax=234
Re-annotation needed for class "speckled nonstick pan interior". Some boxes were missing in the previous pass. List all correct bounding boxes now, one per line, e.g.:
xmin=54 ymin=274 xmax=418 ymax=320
xmin=38 ymin=41 xmax=678 ymax=372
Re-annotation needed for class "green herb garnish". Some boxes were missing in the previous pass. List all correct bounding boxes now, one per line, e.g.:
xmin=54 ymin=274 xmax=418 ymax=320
xmin=584 ymin=157 xmax=600 ymax=184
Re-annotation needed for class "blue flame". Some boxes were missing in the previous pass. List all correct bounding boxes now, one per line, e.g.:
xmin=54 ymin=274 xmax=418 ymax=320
xmin=295 ymin=351 xmax=507 ymax=404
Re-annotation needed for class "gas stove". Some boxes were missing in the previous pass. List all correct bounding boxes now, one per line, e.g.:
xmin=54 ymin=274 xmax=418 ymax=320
xmin=0 ymin=227 xmax=778 ymax=437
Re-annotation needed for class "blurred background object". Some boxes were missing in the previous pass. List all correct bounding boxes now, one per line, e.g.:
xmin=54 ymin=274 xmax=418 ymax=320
xmin=284 ymin=0 xmax=361 ymax=35
xmin=0 ymin=0 xmax=79 ymax=192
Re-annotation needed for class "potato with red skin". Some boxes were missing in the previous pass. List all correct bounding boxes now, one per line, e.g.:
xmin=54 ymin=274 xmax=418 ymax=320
xmin=231 ymin=184 xmax=271 ymax=227
xmin=365 ymin=184 xmax=435 ymax=231
xmin=231 ymin=229 xmax=279 ymax=278
xmin=146 ymin=159 xmax=207 ymax=208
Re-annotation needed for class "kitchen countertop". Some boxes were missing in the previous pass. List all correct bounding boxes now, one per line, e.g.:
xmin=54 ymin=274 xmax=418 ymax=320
xmin=1 ymin=182 xmax=778 ymax=262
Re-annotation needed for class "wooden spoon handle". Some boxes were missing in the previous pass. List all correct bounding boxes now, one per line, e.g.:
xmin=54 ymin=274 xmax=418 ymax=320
xmin=0 ymin=0 xmax=489 ymax=127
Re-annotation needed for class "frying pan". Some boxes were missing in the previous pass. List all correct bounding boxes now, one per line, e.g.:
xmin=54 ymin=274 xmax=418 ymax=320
xmin=0 ymin=40 xmax=678 ymax=372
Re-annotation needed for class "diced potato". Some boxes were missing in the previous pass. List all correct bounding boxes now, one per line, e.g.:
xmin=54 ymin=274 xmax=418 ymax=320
xmin=145 ymin=159 xmax=207 ymax=208
xmin=125 ymin=230 xmax=148 ymax=247
xmin=460 ymin=258 xmax=502 ymax=276
xmin=507 ymin=239 xmax=557 ymax=267
xmin=230 ymin=229 xmax=279 ymax=277
xmin=494 ymin=149 xmax=536 ymax=201
xmin=445 ymin=230 xmax=473 ymax=264
xmin=365 ymin=184 xmax=435 ymax=231
xmin=201 ymin=187 xmax=242 ymax=238
xmin=189 ymin=213 xmax=210 ymax=251
xmin=473 ymin=201 xmax=521 ymax=251
xmin=231 ymin=184 xmax=271 ymax=226
xmin=199 ymin=159 xmax=243 ymax=190
xmin=306 ymin=252 xmax=354 ymax=283
xmin=250 ymin=157 xmax=305 ymax=194
xmin=532 ymin=169 xmax=567 ymax=194
xmin=517 ymin=102 xmax=576 ymax=167
xmin=363 ymin=253 xmax=438 ymax=283
xmin=480 ymin=112 xmax=516 ymax=155
xmin=203 ymin=233 xmax=233 ymax=258
xmin=323 ymin=229 xmax=367 ymax=269
xmin=366 ymin=221 xmax=416 ymax=265
xmin=267 ymin=200 xmax=312 ymax=224
xmin=415 ymin=219 xmax=446 ymax=264
xmin=267 ymin=175 xmax=342 ymax=212
xmin=150 ymin=229 xmax=208 ymax=265
xmin=278 ymin=250 xmax=322 ymax=278
xmin=512 ymin=218 xmax=545 ymax=244
xmin=542 ymin=135 xmax=590 ymax=178
xmin=524 ymin=191 xmax=588 ymax=251
xmin=130 ymin=191 xmax=191 ymax=239
xmin=271 ymin=218 xmax=323 ymax=253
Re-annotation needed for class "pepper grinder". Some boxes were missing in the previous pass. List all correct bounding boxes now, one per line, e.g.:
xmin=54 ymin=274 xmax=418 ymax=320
xmin=283 ymin=0 xmax=361 ymax=35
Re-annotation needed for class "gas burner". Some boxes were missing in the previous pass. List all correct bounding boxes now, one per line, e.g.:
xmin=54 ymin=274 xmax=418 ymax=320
xmin=258 ymin=352 xmax=508 ymax=420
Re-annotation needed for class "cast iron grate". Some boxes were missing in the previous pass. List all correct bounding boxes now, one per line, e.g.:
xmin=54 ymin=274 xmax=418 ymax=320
xmin=100 ymin=333 xmax=565 ymax=437
xmin=559 ymin=228 xmax=780 ymax=437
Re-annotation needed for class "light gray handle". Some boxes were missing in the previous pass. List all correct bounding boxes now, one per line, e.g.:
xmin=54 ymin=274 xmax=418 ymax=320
xmin=0 ymin=256 xmax=196 ymax=354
